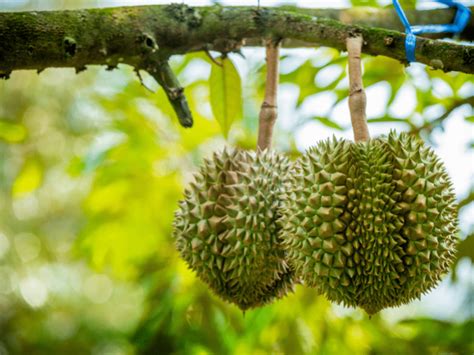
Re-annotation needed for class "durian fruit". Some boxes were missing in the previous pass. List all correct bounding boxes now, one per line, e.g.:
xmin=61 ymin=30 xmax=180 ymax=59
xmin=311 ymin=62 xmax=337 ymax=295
xmin=281 ymin=131 xmax=457 ymax=315
xmin=174 ymin=149 xmax=295 ymax=310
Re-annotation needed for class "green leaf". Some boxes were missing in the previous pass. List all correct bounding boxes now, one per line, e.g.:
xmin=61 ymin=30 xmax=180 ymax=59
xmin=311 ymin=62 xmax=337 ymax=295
xmin=209 ymin=56 xmax=243 ymax=138
xmin=367 ymin=117 xmax=410 ymax=124
xmin=312 ymin=117 xmax=344 ymax=131
xmin=399 ymin=0 xmax=417 ymax=9
xmin=0 ymin=120 xmax=27 ymax=143
xmin=452 ymin=233 xmax=474 ymax=281
xmin=457 ymin=233 xmax=474 ymax=262
xmin=350 ymin=0 xmax=416 ymax=6
xmin=12 ymin=157 xmax=43 ymax=198
xmin=350 ymin=0 xmax=378 ymax=6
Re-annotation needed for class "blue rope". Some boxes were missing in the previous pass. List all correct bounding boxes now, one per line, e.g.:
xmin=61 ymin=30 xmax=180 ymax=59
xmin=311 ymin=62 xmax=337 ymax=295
xmin=392 ymin=0 xmax=471 ymax=63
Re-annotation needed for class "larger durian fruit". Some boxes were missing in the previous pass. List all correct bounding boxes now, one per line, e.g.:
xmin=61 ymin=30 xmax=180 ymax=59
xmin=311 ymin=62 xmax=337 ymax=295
xmin=174 ymin=149 xmax=295 ymax=310
xmin=281 ymin=131 xmax=457 ymax=315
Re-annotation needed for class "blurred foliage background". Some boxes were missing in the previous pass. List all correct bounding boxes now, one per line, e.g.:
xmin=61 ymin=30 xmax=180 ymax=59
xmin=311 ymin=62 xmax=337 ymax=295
xmin=0 ymin=0 xmax=473 ymax=354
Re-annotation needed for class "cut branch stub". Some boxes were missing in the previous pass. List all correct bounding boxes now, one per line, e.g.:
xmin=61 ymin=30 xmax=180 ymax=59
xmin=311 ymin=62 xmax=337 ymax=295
xmin=257 ymin=40 xmax=280 ymax=151
xmin=347 ymin=35 xmax=370 ymax=143
xmin=147 ymin=59 xmax=193 ymax=128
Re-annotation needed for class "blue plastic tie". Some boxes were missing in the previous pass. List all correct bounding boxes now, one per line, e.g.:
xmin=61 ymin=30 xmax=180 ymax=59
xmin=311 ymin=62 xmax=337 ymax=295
xmin=393 ymin=0 xmax=471 ymax=63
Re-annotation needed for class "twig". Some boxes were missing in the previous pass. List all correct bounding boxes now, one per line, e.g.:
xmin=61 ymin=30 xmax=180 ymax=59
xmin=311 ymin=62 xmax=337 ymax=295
xmin=347 ymin=35 xmax=369 ymax=143
xmin=134 ymin=68 xmax=155 ymax=93
xmin=147 ymin=59 xmax=193 ymax=128
xmin=458 ymin=189 xmax=474 ymax=210
xmin=257 ymin=40 xmax=280 ymax=151
xmin=411 ymin=96 xmax=474 ymax=135
xmin=204 ymin=48 xmax=223 ymax=67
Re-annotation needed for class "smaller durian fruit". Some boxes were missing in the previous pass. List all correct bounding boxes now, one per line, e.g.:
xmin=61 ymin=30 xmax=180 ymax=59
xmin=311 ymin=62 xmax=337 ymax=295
xmin=281 ymin=131 xmax=458 ymax=315
xmin=174 ymin=149 xmax=295 ymax=310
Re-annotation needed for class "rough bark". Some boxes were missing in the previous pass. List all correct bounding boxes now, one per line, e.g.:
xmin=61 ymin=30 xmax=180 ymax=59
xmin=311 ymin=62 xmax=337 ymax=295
xmin=278 ymin=6 xmax=474 ymax=41
xmin=0 ymin=5 xmax=473 ymax=75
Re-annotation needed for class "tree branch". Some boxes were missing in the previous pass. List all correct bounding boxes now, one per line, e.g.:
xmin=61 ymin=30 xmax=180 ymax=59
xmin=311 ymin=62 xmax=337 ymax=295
xmin=411 ymin=96 xmax=474 ymax=135
xmin=0 ymin=5 xmax=473 ymax=75
xmin=458 ymin=188 xmax=474 ymax=210
xmin=257 ymin=40 xmax=280 ymax=151
xmin=276 ymin=6 xmax=474 ymax=41
xmin=146 ymin=58 xmax=193 ymax=127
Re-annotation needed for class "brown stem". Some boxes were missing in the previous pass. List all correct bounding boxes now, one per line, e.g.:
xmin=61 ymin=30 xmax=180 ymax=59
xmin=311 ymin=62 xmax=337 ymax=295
xmin=347 ymin=35 xmax=370 ymax=143
xmin=257 ymin=40 xmax=280 ymax=151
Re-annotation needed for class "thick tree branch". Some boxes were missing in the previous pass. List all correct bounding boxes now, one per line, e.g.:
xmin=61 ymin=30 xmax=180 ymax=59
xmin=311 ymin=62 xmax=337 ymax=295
xmin=276 ymin=6 xmax=474 ymax=41
xmin=0 ymin=5 xmax=473 ymax=76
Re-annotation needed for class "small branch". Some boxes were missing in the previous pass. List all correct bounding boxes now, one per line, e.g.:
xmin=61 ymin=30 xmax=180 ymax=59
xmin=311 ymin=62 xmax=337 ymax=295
xmin=347 ymin=35 xmax=370 ymax=143
xmin=147 ymin=59 xmax=193 ymax=128
xmin=411 ymin=96 xmax=474 ymax=135
xmin=458 ymin=188 xmax=474 ymax=210
xmin=257 ymin=40 xmax=280 ymax=151
xmin=204 ymin=49 xmax=223 ymax=67
xmin=134 ymin=68 xmax=155 ymax=93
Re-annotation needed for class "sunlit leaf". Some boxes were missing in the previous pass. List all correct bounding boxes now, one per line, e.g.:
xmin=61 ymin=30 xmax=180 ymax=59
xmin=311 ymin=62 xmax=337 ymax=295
xmin=350 ymin=0 xmax=378 ymax=6
xmin=312 ymin=116 xmax=344 ymax=131
xmin=0 ymin=120 xmax=27 ymax=143
xmin=173 ymin=51 xmax=210 ymax=76
xmin=281 ymin=60 xmax=319 ymax=106
xmin=12 ymin=157 xmax=43 ymax=198
xmin=175 ymin=80 xmax=221 ymax=151
xmin=367 ymin=117 xmax=410 ymax=125
xmin=209 ymin=56 xmax=242 ymax=138
xmin=399 ymin=0 xmax=417 ymax=9
xmin=67 ymin=156 xmax=85 ymax=177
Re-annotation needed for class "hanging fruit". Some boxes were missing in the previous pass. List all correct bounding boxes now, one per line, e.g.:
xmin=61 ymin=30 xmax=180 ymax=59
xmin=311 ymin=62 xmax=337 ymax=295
xmin=280 ymin=35 xmax=458 ymax=315
xmin=173 ymin=41 xmax=296 ymax=311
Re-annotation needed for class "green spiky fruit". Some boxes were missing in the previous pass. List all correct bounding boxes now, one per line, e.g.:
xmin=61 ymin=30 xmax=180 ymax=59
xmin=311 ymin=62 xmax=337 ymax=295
xmin=174 ymin=149 xmax=295 ymax=310
xmin=281 ymin=131 xmax=457 ymax=315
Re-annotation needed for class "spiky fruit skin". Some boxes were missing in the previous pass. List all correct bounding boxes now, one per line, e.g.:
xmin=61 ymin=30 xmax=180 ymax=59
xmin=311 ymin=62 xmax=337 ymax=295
xmin=282 ymin=132 xmax=457 ymax=315
xmin=174 ymin=149 xmax=295 ymax=310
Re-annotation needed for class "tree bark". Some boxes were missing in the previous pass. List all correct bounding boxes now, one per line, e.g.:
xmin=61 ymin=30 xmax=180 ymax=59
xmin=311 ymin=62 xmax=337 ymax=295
xmin=0 ymin=4 xmax=473 ymax=76
xmin=277 ymin=5 xmax=474 ymax=41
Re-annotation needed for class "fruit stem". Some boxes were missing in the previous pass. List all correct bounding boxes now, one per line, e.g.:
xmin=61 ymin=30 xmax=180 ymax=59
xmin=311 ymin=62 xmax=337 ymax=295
xmin=257 ymin=40 xmax=280 ymax=151
xmin=347 ymin=35 xmax=370 ymax=142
